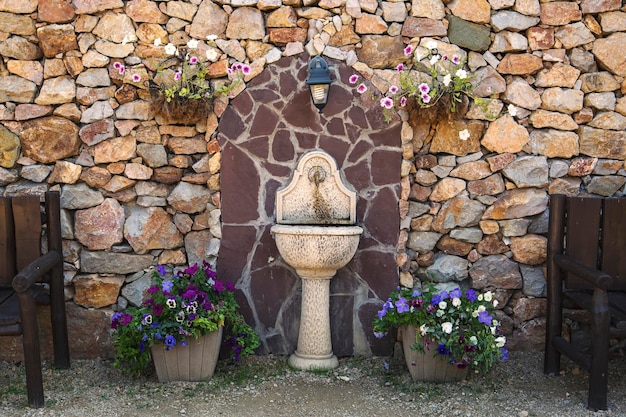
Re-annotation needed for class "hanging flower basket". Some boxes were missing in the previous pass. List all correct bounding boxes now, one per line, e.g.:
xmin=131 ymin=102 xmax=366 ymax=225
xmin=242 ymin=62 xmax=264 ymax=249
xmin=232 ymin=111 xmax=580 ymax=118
xmin=149 ymin=81 xmax=213 ymax=125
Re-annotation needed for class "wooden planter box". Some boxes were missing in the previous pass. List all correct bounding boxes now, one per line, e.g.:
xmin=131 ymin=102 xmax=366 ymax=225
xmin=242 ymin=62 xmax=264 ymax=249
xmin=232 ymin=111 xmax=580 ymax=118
xmin=151 ymin=327 xmax=223 ymax=382
xmin=401 ymin=325 xmax=468 ymax=383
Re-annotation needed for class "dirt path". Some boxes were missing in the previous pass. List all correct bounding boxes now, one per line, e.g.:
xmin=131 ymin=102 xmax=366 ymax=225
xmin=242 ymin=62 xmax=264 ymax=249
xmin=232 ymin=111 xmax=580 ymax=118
xmin=2 ymin=352 xmax=625 ymax=417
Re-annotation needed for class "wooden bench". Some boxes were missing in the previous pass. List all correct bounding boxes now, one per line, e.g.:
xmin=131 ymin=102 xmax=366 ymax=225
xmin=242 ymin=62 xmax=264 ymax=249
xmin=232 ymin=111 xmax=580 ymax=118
xmin=544 ymin=194 xmax=626 ymax=411
xmin=0 ymin=191 xmax=69 ymax=408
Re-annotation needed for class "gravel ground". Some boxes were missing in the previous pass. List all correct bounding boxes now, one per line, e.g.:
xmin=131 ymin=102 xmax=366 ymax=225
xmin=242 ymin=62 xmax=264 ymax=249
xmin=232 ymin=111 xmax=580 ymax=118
xmin=1 ymin=350 xmax=625 ymax=417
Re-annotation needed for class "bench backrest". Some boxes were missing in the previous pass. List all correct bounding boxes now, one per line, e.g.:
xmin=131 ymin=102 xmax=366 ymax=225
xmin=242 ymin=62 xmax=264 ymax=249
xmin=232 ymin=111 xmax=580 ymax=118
xmin=556 ymin=195 xmax=626 ymax=290
xmin=0 ymin=195 xmax=45 ymax=287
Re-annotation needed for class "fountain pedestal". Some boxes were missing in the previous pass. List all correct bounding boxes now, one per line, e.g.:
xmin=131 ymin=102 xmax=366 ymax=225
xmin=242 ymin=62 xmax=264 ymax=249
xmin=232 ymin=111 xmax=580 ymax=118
xmin=289 ymin=270 xmax=338 ymax=370
xmin=271 ymin=150 xmax=362 ymax=371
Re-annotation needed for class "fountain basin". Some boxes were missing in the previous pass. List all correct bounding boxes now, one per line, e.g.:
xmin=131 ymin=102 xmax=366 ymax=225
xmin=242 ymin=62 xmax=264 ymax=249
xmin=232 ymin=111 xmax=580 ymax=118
xmin=271 ymin=224 xmax=363 ymax=278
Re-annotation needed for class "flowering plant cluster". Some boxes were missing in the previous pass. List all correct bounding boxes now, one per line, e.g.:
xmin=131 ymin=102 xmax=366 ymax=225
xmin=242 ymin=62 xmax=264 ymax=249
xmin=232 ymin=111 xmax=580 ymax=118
xmin=350 ymin=41 xmax=479 ymax=122
xmin=112 ymin=37 xmax=249 ymax=105
xmin=373 ymin=283 xmax=507 ymax=373
xmin=111 ymin=262 xmax=259 ymax=375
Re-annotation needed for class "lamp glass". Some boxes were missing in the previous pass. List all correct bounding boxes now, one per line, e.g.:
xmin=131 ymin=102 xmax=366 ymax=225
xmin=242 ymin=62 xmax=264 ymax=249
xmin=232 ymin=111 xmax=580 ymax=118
xmin=306 ymin=56 xmax=332 ymax=113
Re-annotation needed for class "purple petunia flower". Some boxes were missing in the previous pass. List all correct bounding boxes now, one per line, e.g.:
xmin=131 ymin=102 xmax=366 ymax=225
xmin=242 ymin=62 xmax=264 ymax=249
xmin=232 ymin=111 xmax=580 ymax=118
xmin=437 ymin=344 xmax=451 ymax=356
xmin=183 ymin=285 xmax=199 ymax=299
xmin=380 ymin=97 xmax=393 ymax=109
xmin=152 ymin=304 xmax=163 ymax=316
xmin=377 ymin=309 xmax=387 ymax=319
xmin=157 ymin=265 xmax=167 ymax=275
xmin=431 ymin=294 xmax=442 ymax=306
xmin=477 ymin=310 xmax=492 ymax=325
xmin=111 ymin=312 xmax=133 ymax=329
xmin=373 ymin=331 xmax=386 ymax=339
xmin=395 ymin=297 xmax=410 ymax=313
xmin=162 ymin=280 xmax=173 ymax=293
xmin=165 ymin=335 xmax=176 ymax=349
xmin=465 ymin=289 xmax=477 ymax=302
xmin=450 ymin=288 xmax=462 ymax=299
xmin=500 ymin=348 xmax=509 ymax=361
xmin=184 ymin=263 xmax=198 ymax=276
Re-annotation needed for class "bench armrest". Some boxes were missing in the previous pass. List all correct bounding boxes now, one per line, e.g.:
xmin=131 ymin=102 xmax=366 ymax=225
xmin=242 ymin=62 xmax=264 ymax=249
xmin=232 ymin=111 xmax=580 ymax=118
xmin=553 ymin=253 xmax=614 ymax=290
xmin=12 ymin=251 xmax=62 ymax=293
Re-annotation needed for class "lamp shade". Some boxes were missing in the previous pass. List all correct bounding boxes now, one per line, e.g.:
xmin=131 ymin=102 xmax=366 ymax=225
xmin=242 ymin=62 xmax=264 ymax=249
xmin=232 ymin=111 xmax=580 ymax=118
xmin=305 ymin=56 xmax=332 ymax=113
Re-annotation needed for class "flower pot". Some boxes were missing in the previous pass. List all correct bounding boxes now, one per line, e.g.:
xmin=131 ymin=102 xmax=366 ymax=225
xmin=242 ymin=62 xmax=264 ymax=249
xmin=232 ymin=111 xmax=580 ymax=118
xmin=151 ymin=327 xmax=223 ymax=382
xmin=401 ymin=325 xmax=468 ymax=383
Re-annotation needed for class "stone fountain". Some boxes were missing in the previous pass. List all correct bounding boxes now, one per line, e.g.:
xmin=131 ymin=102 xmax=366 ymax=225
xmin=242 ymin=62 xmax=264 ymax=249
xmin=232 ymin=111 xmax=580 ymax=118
xmin=271 ymin=150 xmax=363 ymax=370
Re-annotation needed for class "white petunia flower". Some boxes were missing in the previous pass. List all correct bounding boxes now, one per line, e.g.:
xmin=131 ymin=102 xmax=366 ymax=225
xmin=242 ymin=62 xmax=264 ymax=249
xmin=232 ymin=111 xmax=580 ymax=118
xmin=164 ymin=43 xmax=177 ymax=56
xmin=429 ymin=55 xmax=439 ymax=65
xmin=484 ymin=291 xmax=493 ymax=302
xmin=425 ymin=40 xmax=438 ymax=50
xmin=441 ymin=322 xmax=453 ymax=334
xmin=459 ymin=129 xmax=470 ymax=141
xmin=153 ymin=38 xmax=162 ymax=47
xmin=187 ymin=39 xmax=199 ymax=49
xmin=495 ymin=336 xmax=506 ymax=347
xmin=438 ymin=301 xmax=447 ymax=310
xmin=206 ymin=48 xmax=220 ymax=62
xmin=508 ymin=104 xmax=518 ymax=117
xmin=455 ymin=69 xmax=467 ymax=79
xmin=442 ymin=74 xmax=452 ymax=86
xmin=419 ymin=324 xmax=428 ymax=336
xmin=452 ymin=297 xmax=461 ymax=307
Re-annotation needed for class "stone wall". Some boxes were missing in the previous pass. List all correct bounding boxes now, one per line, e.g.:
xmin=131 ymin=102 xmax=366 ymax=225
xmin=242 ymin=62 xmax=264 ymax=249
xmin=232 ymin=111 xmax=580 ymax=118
xmin=0 ymin=0 xmax=625 ymax=359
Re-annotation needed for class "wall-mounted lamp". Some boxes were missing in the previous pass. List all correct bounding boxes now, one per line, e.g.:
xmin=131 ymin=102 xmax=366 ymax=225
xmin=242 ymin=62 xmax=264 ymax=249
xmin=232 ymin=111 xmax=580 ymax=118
xmin=306 ymin=56 xmax=332 ymax=113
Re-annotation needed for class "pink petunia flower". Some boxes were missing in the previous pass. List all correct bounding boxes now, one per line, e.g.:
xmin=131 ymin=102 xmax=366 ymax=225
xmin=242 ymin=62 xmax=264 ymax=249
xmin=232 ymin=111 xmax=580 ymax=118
xmin=189 ymin=56 xmax=198 ymax=64
xmin=132 ymin=74 xmax=141 ymax=82
xmin=452 ymin=55 xmax=460 ymax=64
xmin=356 ymin=83 xmax=367 ymax=94
xmin=396 ymin=63 xmax=404 ymax=72
xmin=242 ymin=65 xmax=251 ymax=75
xmin=349 ymin=74 xmax=359 ymax=84
xmin=174 ymin=71 xmax=182 ymax=80
xmin=389 ymin=85 xmax=399 ymax=94
xmin=400 ymin=96 xmax=407 ymax=107
xmin=118 ymin=66 xmax=125 ymax=75
xmin=418 ymin=83 xmax=430 ymax=94
xmin=380 ymin=97 xmax=393 ymax=109
xmin=421 ymin=93 xmax=431 ymax=104
xmin=404 ymin=45 xmax=413 ymax=56
xmin=113 ymin=62 xmax=122 ymax=70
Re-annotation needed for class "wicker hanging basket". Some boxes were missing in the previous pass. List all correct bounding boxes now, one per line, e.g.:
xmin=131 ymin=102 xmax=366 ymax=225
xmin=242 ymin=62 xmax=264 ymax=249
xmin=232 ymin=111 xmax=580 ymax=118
xmin=148 ymin=81 xmax=213 ymax=125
